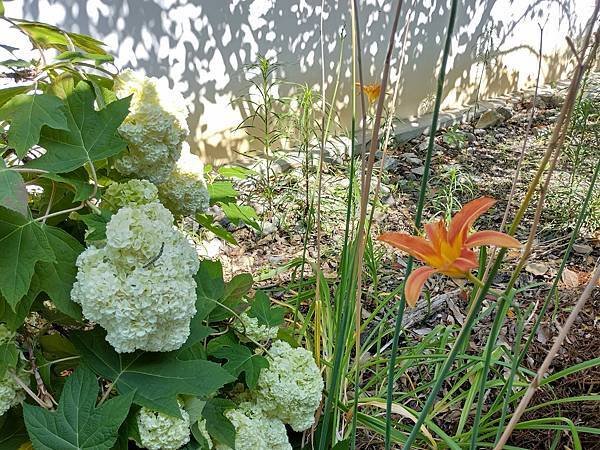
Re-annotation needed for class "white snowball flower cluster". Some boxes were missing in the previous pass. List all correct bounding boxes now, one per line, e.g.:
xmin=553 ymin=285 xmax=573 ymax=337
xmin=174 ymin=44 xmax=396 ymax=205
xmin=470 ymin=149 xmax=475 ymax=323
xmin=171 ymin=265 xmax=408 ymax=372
xmin=71 ymin=201 xmax=199 ymax=353
xmin=255 ymin=340 xmax=323 ymax=431
xmin=136 ymin=403 xmax=191 ymax=450
xmin=214 ymin=402 xmax=291 ymax=450
xmin=0 ymin=373 xmax=24 ymax=416
xmin=233 ymin=313 xmax=278 ymax=343
xmin=157 ymin=164 xmax=209 ymax=217
xmin=103 ymin=179 xmax=158 ymax=211
xmin=113 ymin=69 xmax=189 ymax=183
xmin=0 ymin=324 xmax=24 ymax=416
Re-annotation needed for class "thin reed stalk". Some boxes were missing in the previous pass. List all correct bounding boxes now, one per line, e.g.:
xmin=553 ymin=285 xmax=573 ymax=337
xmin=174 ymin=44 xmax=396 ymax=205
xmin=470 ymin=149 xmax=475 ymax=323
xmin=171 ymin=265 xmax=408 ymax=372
xmin=384 ymin=0 xmax=459 ymax=447
xmin=350 ymin=0 xmax=405 ymax=446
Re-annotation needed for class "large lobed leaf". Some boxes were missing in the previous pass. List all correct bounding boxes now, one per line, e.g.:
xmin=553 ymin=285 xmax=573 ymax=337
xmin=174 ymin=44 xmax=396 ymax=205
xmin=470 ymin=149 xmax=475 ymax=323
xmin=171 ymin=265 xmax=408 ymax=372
xmin=0 ymin=207 xmax=55 ymax=307
xmin=24 ymin=367 xmax=134 ymax=450
xmin=71 ymin=329 xmax=235 ymax=418
xmin=0 ymin=207 xmax=83 ymax=318
xmin=209 ymin=337 xmax=268 ymax=390
xmin=29 ymin=81 xmax=130 ymax=173
xmin=0 ymin=160 xmax=28 ymax=216
xmin=0 ymin=92 xmax=68 ymax=158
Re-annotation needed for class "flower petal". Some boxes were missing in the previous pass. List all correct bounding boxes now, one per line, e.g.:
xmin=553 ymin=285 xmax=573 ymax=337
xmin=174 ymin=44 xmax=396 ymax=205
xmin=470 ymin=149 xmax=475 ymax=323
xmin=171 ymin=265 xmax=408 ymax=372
xmin=465 ymin=230 xmax=522 ymax=249
xmin=404 ymin=266 xmax=437 ymax=307
xmin=378 ymin=232 xmax=436 ymax=262
xmin=447 ymin=197 xmax=496 ymax=244
xmin=452 ymin=257 xmax=479 ymax=273
xmin=424 ymin=220 xmax=448 ymax=253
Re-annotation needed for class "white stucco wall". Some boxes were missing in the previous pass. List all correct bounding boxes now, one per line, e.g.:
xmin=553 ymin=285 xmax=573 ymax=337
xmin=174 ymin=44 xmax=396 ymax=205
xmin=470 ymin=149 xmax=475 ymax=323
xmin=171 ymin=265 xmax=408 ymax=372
xmin=5 ymin=0 xmax=596 ymax=163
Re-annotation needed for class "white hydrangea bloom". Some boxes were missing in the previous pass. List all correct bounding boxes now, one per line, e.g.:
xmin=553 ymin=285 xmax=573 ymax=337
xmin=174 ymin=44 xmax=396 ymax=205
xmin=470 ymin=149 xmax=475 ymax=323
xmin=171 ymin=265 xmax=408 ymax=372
xmin=137 ymin=403 xmax=191 ymax=450
xmin=71 ymin=201 xmax=199 ymax=353
xmin=103 ymin=179 xmax=158 ymax=211
xmin=113 ymin=70 xmax=189 ymax=183
xmin=215 ymin=402 xmax=291 ymax=450
xmin=196 ymin=418 xmax=213 ymax=448
xmin=0 ymin=373 xmax=24 ymax=416
xmin=233 ymin=313 xmax=278 ymax=343
xmin=0 ymin=326 xmax=24 ymax=416
xmin=157 ymin=166 xmax=209 ymax=218
xmin=255 ymin=340 xmax=323 ymax=431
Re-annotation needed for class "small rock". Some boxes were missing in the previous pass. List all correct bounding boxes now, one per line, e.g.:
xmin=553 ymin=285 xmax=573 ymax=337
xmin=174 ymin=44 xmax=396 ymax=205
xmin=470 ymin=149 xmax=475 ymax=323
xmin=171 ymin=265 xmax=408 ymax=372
xmin=196 ymin=238 xmax=222 ymax=258
xmin=261 ymin=218 xmax=279 ymax=235
xmin=462 ymin=132 xmax=476 ymax=142
xmin=268 ymin=255 xmax=285 ymax=265
xmin=475 ymin=110 xmax=505 ymax=129
xmin=573 ymin=243 xmax=593 ymax=255
xmin=474 ymin=129 xmax=486 ymax=136
xmin=381 ymin=156 xmax=401 ymax=171
xmin=411 ymin=166 xmax=425 ymax=176
xmin=495 ymin=106 xmax=513 ymax=120
xmin=383 ymin=194 xmax=396 ymax=206
xmin=418 ymin=141 xmax=444 ymax=153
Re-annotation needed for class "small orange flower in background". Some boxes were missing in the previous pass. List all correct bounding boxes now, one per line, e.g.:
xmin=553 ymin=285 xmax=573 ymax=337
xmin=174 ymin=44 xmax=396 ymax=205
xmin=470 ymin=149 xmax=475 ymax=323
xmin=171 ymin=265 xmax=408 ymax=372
xmin=355 ymin=82 xmax=381 ymax=103
xmin=379 ymin=197 xmax=521 ymax=307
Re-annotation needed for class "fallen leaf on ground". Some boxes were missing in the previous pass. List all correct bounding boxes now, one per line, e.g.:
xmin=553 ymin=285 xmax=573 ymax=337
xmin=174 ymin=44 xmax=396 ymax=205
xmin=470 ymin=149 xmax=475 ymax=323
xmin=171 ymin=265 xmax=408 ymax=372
xmin=526 ymin=262 xmax=549 ymax=276
xmin=561 ymin=268 xmax=579 ymax=288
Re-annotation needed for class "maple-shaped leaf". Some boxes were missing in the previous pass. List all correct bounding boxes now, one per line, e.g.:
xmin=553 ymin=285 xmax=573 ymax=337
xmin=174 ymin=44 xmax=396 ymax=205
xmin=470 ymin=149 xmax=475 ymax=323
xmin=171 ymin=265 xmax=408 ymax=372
xmin=0 ymin=206 xmax=55 ymax=308
xmin=23 ymin=367 xmax=134 ymax=450
xmin=247 ymin=290 xmax=285 ymax=328
xmin=35 ymin=225 xmax=84 ymax=319
xmin=28 ymin=81 xmax=130 ymax=173
xmin=209 ymin=340 xmax=268 ymax=389
xmin=72 ymin=328 xmax=235 ymax=417
xmin=0 ymin=160 xmax=28 ymax=216
xmin=0 ymin=92 xmax=69 ymax=158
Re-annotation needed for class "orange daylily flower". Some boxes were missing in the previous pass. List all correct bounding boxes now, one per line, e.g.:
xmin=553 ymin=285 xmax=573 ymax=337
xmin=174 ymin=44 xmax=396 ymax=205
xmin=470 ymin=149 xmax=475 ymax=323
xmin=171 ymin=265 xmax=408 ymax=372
xmin=355 ymin=82 xmax=382 ymax=103
xmin=379 ymin=197 xmax=521 ymax=307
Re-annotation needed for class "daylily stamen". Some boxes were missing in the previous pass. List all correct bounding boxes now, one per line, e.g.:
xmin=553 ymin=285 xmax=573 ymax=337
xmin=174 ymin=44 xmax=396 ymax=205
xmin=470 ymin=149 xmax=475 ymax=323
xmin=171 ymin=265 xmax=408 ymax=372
xmin=379 ymin=197 xmax=521 ymax=307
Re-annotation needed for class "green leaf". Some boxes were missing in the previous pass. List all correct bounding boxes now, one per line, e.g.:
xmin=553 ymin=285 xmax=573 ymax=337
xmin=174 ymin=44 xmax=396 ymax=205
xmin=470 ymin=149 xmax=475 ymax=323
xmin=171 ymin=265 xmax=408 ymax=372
xmin=209 ymin=342 xmax=268 ymax=389
xmin=0 ymin=2 xmax=4 ymax=16
xmin=209 ymin=273 xmax=253 ymax=322
xmin=0 ymin=409 xmax=29 ymax=450
xmin=24 ymin=366 xmax=133 ymax=450
xmin=0 ymin=85 xmax=32 ymax=108
xmin=0 ymin=93 xmax=69 ymax=158
xmin=0 ymin=160 xmax=28 ymax=216
xmin=202 ymin=398 xmax=236 ymax=449
xmin=0 ymin=341 xmax=18 ymax=378
xmin=195 ymin=213 xmax=237 ymax=245
xmin=34 ymin=225 xmax=84 ymax=319
xmin=71 ymin=328 xmax=235 ymax=417
xmin=193 ymin=260 xmax=225 ymax=322
xmin=72 ymin=209 xmax=112 ymax=243
xmin=217 ymin=166 xmax=255 ymax=179
xmin=15 ymin=20 xmax=108 ymax=55
xmin=219 ymin=203 xmax=260 ymax=230
xmin=207 ymin=182 xmax=237 ymax=204
xmin=55 ymin=51 xmax=113 ymax=64
xmin=247 ymin=290 xmax=285 ymax=328
xmin=29 ymin=81 xmax=130 ymax=173
xmin=40 ymin=171 xmax=94 ymax=202
xmin=0 ymin=277 xmax=41 ymax=330
xmin=0 ymin=206 xmax=55 ymax=307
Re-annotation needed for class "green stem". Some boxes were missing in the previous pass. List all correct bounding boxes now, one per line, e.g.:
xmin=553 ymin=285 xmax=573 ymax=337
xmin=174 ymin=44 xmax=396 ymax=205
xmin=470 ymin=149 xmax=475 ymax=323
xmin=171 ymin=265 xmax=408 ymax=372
xmin=401 ymin=249 xmax=507 ymax=449
xmin=385 ymin=1 xmax=459 ymax=447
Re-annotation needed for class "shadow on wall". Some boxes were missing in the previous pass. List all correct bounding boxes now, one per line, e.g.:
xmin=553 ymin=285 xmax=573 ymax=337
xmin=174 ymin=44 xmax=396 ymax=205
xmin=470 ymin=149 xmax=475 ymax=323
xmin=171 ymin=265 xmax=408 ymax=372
xmin=18 ymin=0 xmax=584 ymax=163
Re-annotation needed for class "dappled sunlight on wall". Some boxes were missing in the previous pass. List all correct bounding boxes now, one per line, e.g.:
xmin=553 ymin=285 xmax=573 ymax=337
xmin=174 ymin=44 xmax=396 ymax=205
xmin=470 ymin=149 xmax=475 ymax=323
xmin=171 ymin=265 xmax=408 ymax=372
xmin=9 ymin=0 xmax=593 ymax=163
